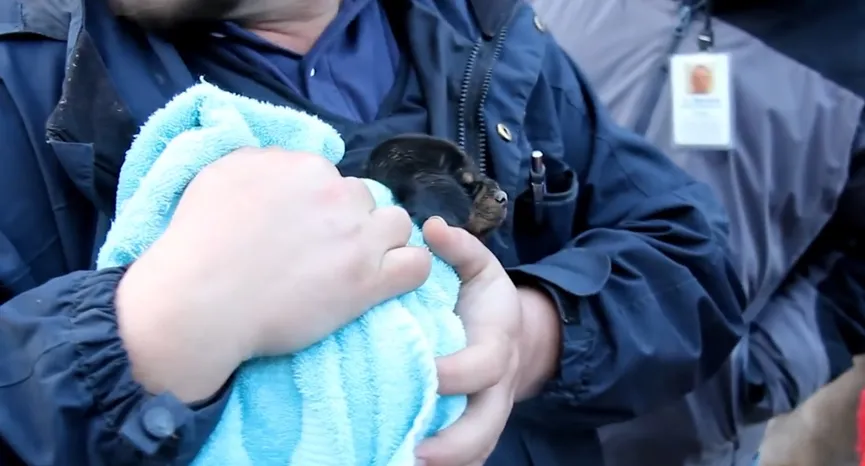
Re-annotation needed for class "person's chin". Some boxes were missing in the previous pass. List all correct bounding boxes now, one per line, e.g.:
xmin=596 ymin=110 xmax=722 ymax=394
xmin=107 ymin=0 xmax=244 ymax=28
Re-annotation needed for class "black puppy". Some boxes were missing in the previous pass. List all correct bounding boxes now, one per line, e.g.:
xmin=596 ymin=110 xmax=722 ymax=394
xmin=365 ymin=134 xmax=508 ymax=238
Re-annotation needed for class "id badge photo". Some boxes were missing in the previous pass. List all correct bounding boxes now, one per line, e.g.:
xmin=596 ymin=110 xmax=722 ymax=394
xmin=669 ymin=52 xmax=735 ymax=150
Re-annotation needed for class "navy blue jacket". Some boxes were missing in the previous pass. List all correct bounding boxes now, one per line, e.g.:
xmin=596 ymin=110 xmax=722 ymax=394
xmin=0 ymin=0 xmax=746 ymax=464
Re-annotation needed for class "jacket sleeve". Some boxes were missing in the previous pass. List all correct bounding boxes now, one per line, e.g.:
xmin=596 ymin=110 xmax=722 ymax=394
xmin=0 ymin=80 xmax=231 ymax=465
xmin=509 ymin=43 xmax=747 ymax=429
xmin=737 ymin=250 xmax=843 ymax=423
xmin=741 ymin=118 xmax=865 ymax=422
xmin=0 ymin=270 xmax=233 ymax=466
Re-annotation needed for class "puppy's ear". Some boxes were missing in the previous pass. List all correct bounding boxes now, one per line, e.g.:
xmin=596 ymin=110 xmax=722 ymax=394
xmin=368 ymin=134 xmax=469 ymax=172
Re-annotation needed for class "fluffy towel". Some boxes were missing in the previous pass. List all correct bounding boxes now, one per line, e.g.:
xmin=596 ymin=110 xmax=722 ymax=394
xmin=96 ymin=81 xmax=467 ymax=466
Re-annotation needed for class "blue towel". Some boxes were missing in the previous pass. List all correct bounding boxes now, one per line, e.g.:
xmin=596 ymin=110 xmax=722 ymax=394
xmin=96 ymin=81 xmax=467 ymax=466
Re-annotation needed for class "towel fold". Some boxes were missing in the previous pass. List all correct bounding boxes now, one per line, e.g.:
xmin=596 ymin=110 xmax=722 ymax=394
xmin=96 ymin=81 xmax=467 ymax=466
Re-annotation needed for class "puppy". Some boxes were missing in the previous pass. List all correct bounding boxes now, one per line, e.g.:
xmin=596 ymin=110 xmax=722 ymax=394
xmin=365 ymin=134 xmax=508 ymax=238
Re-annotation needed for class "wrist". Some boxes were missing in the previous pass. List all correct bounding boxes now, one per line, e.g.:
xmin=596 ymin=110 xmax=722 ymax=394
xmin=514 ymin=285 xmax=562 ymax=401
xmin=116 ymin=238 xmax=246 ymax=402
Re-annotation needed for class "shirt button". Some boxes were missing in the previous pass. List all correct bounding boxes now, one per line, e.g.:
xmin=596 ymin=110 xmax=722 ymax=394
xmin=496 ymin=123 xmax=513 ymax=142
xmin=142 ymin=407 xmax=176 ymax=439
xmin=309 ymin=68 xmax=316 ymax=77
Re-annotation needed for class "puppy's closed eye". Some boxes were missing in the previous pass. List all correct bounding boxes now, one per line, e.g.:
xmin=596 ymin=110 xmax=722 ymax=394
xmin=365 ymin=134 xmax=507 ymax=237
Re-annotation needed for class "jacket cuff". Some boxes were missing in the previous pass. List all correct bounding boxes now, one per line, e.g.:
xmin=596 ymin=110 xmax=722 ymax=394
xmin=71 ymin=266 xmax=231 ymax=463
xmin=508 ymin=261 xmax=604 ymax=402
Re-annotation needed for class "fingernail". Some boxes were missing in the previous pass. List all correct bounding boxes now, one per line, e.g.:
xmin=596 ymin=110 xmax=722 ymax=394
xmin=429 ymin=216 xmax=447 ymax=226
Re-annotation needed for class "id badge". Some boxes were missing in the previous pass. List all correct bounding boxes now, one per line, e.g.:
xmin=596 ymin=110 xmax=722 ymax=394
xmin=669 ymin=52 xmax=735 ymax=149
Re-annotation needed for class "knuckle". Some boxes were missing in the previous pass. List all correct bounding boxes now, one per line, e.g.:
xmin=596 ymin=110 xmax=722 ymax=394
xmin=333 ymin=214 xmax=366 ymax=242
xmin=410 ymin=250 xmax=433 ymax=279
xmin=320 ymin=178 xmax=357 ymax=206
xmin=291 ymin=151 xmax=337 ymax=173
xmin=345 ymin=176 xmax=372 ymax=197
xmin=262 ymin=149 xmax=341 ymax=183
xmin=391 ymin=204 xmax=411 ymax=220
xmin=394 ymin=207 xmax=414 ymax=229
xmin=381 ymin=206 xmax=413 ymax=231
xmin=328 ymin=176 xmax=370 ymax=206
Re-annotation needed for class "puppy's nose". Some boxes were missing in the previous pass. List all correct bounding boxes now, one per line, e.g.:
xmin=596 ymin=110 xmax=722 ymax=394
xmin=494 ymin=190 xmax=508 ymax=204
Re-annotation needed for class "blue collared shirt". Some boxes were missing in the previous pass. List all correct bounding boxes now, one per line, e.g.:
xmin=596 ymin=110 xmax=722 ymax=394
xmin=219 ymin=0 xmax=400 ymax=122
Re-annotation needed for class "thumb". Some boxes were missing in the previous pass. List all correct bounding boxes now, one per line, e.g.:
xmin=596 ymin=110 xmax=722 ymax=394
xmin=423 ymin=216 xmax=495 ymax=282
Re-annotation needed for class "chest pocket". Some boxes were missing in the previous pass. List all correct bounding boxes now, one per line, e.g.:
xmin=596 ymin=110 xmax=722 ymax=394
xmin=500 ymin=131 xmax=581 ymax=265
xmin=478 ymin=43 xmax=584 ymax=265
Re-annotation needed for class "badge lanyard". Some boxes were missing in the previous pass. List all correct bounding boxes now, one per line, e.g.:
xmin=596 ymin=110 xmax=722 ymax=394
xmin=669 ymin=0 xmax=736 ymax=150
xmin=697 ymin=0 xmax=715 ymax=52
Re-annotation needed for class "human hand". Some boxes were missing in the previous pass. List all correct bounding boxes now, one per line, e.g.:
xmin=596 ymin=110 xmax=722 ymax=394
xmin=117 ymin=147 xmax=431 ymax=401
xmin=414 ymin=217 xmax=523 ymax=466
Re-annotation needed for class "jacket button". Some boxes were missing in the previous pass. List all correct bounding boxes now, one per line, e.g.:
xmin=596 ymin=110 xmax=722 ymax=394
xmin=496 ymin=123 xmax=513 ymax=142
xmin=533 ymin=15 xmax=545 ymax=32
xmin=142 ymin=407 xmax=176 ymax=439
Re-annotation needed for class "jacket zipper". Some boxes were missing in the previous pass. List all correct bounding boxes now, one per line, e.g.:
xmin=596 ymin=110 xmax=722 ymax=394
xmin=456 ymin=25 xmax=510 ymax=176
xmin=631 ymin=4 xmax=697 ymax=136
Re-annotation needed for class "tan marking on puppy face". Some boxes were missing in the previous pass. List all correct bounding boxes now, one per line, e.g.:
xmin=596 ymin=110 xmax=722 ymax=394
xmin=465 ymin=175 xmax=508 ymax=237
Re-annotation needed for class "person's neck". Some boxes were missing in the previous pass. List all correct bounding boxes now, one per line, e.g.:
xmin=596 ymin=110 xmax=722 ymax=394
xmin=236 ymin=0 xmax=341 ymax=54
